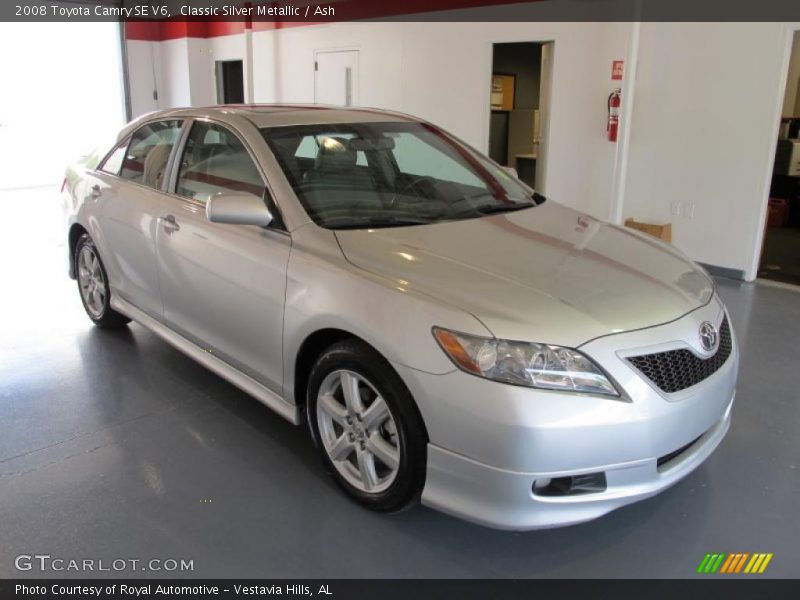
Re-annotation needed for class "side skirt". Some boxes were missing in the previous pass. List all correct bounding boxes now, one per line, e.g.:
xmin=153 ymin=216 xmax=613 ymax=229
xmin=111 ymin=296 xmax=301 ymax=425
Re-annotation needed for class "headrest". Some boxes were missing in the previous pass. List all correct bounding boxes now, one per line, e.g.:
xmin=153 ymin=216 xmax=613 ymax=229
xmin=314 ymin=137 xmax=357 ymax=172
xmin=143 ymin=143 xmax=172 ymax=188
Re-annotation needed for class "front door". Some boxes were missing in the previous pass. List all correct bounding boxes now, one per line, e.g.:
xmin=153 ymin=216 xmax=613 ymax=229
xmin=155 ymin=120 xmax=289 ymax=393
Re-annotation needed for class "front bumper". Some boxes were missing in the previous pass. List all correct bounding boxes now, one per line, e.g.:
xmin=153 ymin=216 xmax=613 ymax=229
xmin=422 ymin=398 xmax=731 ymax=530
xmin=394 ymin=296 xmax=738 ymax=530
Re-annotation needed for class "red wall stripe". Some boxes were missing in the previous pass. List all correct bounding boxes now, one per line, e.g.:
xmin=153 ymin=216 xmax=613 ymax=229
xmin=125 ymin=0 xmax=540 ymax=41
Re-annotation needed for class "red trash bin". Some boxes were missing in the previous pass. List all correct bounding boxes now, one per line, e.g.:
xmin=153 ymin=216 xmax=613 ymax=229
xmin=767 ymin=198 xmax=789 ymax=228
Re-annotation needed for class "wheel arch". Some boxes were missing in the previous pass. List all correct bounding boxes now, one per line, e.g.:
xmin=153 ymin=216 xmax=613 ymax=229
xmin=293 ymin=328 xmax=362 ymax=413
xmin=291 ymin=328 xmax=426 ymax=439
xmin=67 ymin=223 xmax=88 ymax=279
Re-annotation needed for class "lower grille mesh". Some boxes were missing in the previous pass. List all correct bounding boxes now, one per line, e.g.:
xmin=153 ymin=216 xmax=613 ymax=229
xmin=628 ymin=316 xmax=732 ymax=393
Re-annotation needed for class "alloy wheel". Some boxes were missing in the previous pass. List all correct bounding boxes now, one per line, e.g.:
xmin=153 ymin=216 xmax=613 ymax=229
xmin=316 ymin=369 xmax=401 ymax=494
xmin=77 ymin=245 xmax=107 ymax=318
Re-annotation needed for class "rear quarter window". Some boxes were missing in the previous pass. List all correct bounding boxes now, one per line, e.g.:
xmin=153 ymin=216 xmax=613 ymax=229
xmin=99 ymin=138 xmax=129 ymax=175
xmin=119 ymin=120 xmax=183 ymax=190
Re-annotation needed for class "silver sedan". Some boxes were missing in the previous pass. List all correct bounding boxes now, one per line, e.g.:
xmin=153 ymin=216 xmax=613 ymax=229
xmin=62 ymin=105 xmax=738 ymax=529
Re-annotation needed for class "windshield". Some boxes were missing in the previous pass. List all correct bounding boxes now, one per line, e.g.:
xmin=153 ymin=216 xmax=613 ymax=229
xmin=261 ymin=121 xmax=540 ymax=229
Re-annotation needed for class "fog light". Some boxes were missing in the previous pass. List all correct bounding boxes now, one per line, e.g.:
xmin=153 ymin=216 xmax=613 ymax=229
xmin=533 ymin=472 xmax=607 ymax=497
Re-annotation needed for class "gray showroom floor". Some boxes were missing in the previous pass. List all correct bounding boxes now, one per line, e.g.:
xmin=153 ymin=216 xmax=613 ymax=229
xmin=1 ymin=186 xmax=798 ymax=579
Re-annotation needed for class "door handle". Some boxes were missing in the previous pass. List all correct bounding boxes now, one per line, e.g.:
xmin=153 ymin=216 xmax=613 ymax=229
xmin=160 ymin=214 xmax=180 ymax=234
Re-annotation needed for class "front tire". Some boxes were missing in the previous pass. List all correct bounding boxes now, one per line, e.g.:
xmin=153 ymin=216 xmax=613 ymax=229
xmin=75 ymin=233 xmax=130 ymax=329
xmin=306 ymin=340 xmax=427 ymax=513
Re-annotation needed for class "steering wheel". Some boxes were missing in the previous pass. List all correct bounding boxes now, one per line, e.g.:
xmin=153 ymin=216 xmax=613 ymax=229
xmin=387 ymin=175 xmax=435 ymax=208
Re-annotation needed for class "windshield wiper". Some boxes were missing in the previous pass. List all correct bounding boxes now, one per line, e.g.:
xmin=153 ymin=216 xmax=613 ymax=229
xmin=447 ymin=201 xmax=535 ymax=219
xmin=475 ymin=202 xmax=536 ymax=215
xmin=329 ymin=216 xmax=435 ymax=230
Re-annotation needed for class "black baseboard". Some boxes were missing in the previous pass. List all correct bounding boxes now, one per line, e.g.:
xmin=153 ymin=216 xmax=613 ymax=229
xmin=698 ymin=262 xmax=745 ymax=281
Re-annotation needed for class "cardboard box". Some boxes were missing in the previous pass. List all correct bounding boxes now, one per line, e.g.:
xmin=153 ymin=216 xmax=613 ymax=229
xmin=624 ymin=218 xmax=672 ymax=242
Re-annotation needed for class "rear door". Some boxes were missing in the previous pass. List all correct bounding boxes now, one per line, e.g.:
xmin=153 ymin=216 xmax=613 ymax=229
xmin=155 ymin=119 xmax=290 ymax=393
xmin=95 ymin=119 xmax=184 ymax=317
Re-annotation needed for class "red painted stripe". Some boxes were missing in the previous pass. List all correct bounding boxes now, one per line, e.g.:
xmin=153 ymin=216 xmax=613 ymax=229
xmin=125 ymin=0 xmax=539 ymax=40
xmin=126 ymin=21 xmax=241 ymax=41
xmin=206 ymin=21 xmax=249 ymax=37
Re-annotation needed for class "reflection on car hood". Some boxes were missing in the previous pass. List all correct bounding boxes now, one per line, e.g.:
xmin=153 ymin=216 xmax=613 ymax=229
xmin=334 ymin=202 xmax=714 ymax=347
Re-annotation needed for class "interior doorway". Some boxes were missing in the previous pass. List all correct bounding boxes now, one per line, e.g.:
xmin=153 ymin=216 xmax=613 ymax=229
xmin=488 ymin=41 xmax=553 ymax=192
xmin=216 ymin=60 xmax=245 ymax=104
xmin=760 ymin=30 xmax=800 ymax=286
xmin=315 ymin=49 xmax=359 ymax=106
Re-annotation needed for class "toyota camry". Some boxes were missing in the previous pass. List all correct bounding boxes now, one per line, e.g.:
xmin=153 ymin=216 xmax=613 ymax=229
xmin=61 ymin=105 xmax=738 ymax=529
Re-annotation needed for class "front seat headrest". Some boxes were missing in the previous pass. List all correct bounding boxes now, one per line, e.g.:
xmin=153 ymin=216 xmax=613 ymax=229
xmin=314 ymin=137 xmax=357 ymax=172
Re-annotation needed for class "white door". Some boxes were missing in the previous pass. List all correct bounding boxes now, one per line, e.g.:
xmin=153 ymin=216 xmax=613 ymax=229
xmin=314 ymin=50 xmax=359 ymax=106
xmin=535 ymin=42 xmax=554 ymax=193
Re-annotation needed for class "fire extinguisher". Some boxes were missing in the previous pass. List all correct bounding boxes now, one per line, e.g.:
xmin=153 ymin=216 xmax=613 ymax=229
xmin=607 ymin=88 xmax=621 ymax=142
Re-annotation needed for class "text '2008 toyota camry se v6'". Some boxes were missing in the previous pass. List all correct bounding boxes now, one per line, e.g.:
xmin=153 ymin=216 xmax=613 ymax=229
xmin=62 ymin=105 xmax=738 ymax=530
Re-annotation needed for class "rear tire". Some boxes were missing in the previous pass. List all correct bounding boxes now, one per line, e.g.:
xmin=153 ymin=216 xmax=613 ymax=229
xmin=306 ymin=339 xmax=427 ymax=513
xmin=75 ymin=233 xmax=130 ymax=329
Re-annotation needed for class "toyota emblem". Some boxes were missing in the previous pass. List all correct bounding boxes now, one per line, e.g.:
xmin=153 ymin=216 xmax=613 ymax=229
xmin=699 ymin=321 xmax=718 ymax=352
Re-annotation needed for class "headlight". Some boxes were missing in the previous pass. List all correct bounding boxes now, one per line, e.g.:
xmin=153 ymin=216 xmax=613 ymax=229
xmin=432 ymin=327 xmax=620 ymax=397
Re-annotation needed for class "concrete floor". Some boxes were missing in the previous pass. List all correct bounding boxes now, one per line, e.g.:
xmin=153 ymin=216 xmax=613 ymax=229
xmin=1 ymin=186 xmax=798 ymax=579
xmin=760 ymin=226 xmax=800 ymax=286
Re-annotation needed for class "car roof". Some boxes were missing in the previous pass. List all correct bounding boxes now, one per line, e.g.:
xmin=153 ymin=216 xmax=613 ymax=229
xmin=133 ymin=104 xmax=420 ymax=130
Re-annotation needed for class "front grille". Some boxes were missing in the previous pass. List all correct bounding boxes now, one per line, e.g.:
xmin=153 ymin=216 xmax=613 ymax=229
xmin=628 ymin=316 xmax=732 ymax=393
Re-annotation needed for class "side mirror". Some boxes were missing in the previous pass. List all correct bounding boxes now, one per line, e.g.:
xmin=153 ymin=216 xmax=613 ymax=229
xmin=206 ymin=192 xmax=273 ymax=227
xmin=502 ymin=166 xmax=519 ymax=179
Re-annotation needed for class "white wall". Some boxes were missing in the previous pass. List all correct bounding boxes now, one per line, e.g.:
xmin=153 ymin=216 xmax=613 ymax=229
xmin=127 ymin=38 xmax=201 ymax=112
xmin=251 ymin=23 xmax=404 ymax=111
xmin=129 ymin=33 xmax=255 ymax=113
xmin=251 ymin=21 xmax=629 ymax=220
xmin=124 ymin=21 xmax=800 ymax=281
xmin=126 ymin=40 xmax=160 ymax=116
xmin=129 ymin=22 xmax=628 ymax=222
xmin=155 ymin=39 xmax=193 ymax=108
xmin=622 ymin=22 xmax=797 ymax=279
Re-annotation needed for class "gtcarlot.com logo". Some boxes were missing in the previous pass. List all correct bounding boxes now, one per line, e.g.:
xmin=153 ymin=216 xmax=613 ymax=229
xmin=15 ymin=554 xmax=194 ymax=573
xmin=697 ymin=552 xmax=773 ymax=574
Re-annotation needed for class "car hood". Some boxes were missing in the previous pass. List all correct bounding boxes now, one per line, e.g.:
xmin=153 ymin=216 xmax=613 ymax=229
xmin=334 ymin=202 xmax=714 ymax=347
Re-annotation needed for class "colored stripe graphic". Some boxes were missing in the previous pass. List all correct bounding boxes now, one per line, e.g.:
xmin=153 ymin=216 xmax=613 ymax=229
xmin=758 ymin=553 xmax=773 ymax=573
xmin=719 ymin=554 xmax=736 ymax=573
xmin=697 ymin=554 xmax=712 ymax=574
xmin=734 ymin=553 xmax=749 ymax=573
xmin=710 ymin=554 xmax=725 ymax=573
xmin=724 ymin=553 xmax=740 ymax=573
xmin=749 ymin=554 xmax=766 ymax=573
xmin=697 ymin=552 xmax=772 ymax=574
xmin=698 ymin=553 xmax=726 ymax=573
xmin=745 ymin=554 xmax=760 ymax=573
